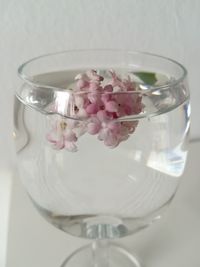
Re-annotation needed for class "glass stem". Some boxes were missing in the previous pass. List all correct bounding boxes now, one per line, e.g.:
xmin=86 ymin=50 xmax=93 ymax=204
xmin=92 ymin=239 xmax=109 ymax=267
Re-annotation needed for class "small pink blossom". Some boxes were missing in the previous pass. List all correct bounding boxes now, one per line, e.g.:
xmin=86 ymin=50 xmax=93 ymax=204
xmin=46 ymin=118 xmax=78 ymax=152
xmin=87 ymin=119 xmax=101 ymax=135
xmin=64 ymin=141 xmax=78 ymax=152
xmin=105 ymin=100 xmax=119 ymax=113
xmin=86 ymin=103 xmax=99 ymax=114
xmin=97 ymin=110 xmax=109 ymax=122
xmin=72 ymin=94 xmax=89 ymax=118
xmin=86 ymin=69 xmax=104 ymax=82
xmin=65 ymin=130 xmax=77 ymax=142
xmin=76 ymin=79 xmax=88 ymax=90
xmin=75 ymin=70 xmax=103 ymax=92
xmin=47 ymin=132 xmax=65 ymax=150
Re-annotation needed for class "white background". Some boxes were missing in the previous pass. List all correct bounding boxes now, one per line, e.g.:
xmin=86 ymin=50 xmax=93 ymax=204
xmin=1 ymin=0 xmax=200 ymax=169
xmin=0 ymin=1 xmax=200 ymax=266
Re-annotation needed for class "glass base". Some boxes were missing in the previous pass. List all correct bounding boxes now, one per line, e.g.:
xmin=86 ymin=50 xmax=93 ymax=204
xmin=60 ymin=244 xmax=142 ymax=267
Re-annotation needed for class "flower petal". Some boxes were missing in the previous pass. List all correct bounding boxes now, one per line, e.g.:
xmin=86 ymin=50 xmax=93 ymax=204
xmin=87 ymin=121 xmax=101 ymax=135
xmin=65 ymin=141 xmax=78 ymax=152
xmin=86 ymin=103 xmax=99 ymax=114
xmin=105 ymin=101 xmax=119 ymax=112
xmin=65 ymin=130 xmax=77 ymax=142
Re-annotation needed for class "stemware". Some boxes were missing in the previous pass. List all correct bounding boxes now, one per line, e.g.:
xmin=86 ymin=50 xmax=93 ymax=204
xmin=14 ymin=50 xmax=190 ymax=267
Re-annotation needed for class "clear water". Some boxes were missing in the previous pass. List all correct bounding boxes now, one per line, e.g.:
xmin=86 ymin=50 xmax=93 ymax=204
xmin=14 ymin=69 xmax=190 ymax=239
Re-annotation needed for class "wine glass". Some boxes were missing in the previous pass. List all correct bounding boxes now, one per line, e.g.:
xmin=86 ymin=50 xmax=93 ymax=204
xmin=14 ymin=50 xmax=190 ymax=267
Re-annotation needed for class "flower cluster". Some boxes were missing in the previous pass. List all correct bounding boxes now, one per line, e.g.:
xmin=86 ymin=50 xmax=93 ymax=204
xmin=47 ymin=70 xmax=143 ymax=152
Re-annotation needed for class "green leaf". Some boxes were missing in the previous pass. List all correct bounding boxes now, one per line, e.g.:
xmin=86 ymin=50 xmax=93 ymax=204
xmin=134 ymin=72 xmax=157 ymax=85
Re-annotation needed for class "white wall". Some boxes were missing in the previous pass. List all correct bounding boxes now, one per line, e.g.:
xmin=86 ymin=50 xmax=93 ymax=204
xmin=1 ymin=0 xmax=199 ymax=168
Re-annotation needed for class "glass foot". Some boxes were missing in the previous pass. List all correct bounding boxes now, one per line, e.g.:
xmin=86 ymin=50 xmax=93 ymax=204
xmin=60 ymin=244 xmax=142 ymax=267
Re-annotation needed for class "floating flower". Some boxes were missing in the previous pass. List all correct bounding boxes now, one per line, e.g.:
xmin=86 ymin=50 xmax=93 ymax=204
xmin=46 ymin=70 xmax=143 ymax=151
xmin=46 ymin=119 xmax=78 ymax=152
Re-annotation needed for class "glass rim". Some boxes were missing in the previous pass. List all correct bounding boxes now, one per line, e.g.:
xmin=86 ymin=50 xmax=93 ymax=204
xmin=17 ymin=49 xmax=187 ymax=94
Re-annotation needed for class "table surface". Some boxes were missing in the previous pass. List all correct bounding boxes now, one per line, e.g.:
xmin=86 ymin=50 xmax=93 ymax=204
xmin=5 ymin=141 xmax=200 ymax=267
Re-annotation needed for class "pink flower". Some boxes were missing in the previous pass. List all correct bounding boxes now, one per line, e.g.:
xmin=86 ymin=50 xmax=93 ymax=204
xmin=46 ymin=118 xmax=78 ymax=152
xmin=110 ymin=70 xmax=136 ymax=92
xmin=97 ymin=110 xmax=109 ymax=122
xmin=64 ymin=141 xmax=78 ymax=152
xmin=98 ymin=121 xmax=121 ymax=148
xmin=105 ymin=100 xmax=119 ymax=113
xmin=86 ymin=69 xmax=104 ymax=82
xmin=98 ymin=128 xmax=117 ymax=145
xmin=72 ymin=94 xmax=89 ymax=118
xmin=76 ymin=79 xmax=89 ymax=90
xmin=86 ymin=103 xmax=99 ymax=114
xmin=87 ymin=118 xmax=101 ymax=135
xmin=47 ymin=69 xmax=143 ymax=151
xmin=75 ymin=70 xmax=103 ymax=92
xmin=47 ymin=132 xmax=65 ymax=150
xmin=65 ymin=130 xmax=77 ymax=142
